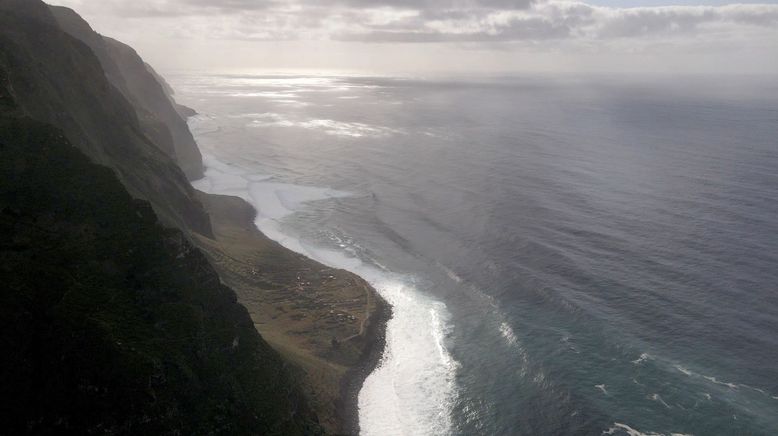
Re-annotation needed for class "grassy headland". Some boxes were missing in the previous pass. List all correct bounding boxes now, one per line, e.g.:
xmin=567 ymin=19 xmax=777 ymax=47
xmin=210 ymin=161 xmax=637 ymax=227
xmin=194 ymin=193 xmax=389 ymax=434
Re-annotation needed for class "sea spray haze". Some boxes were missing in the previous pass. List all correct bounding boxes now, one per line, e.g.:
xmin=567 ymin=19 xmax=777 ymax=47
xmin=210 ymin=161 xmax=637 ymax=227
xmin=176 ymin=73 xmax=778 ymax=436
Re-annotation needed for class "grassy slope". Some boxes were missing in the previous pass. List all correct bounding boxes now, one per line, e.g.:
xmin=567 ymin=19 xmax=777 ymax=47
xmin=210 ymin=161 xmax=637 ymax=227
xmin=194 ymin=193 xmax=390 ymax=434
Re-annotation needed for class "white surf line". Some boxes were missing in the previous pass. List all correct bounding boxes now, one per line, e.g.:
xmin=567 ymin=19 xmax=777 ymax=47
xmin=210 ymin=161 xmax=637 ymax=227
xmin=673 ymin=363 xmax=775 ymax=396
xmin=631 ymin=353 xmax=651 ymax=365
xmin=649 ymin=393 xmax=671 ymax=409
xmin=602 ymin=422 xmax=693 ymax=436
xmin=189 ymin=133 xmax=459 ymax=435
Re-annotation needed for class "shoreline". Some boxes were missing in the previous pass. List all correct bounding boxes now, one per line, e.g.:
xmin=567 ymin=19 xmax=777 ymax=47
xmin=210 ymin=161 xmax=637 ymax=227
xmin=336 ymin=291 xmax=391 ymax=435
xmin=191 ymin=190 xmax=390 ymax=434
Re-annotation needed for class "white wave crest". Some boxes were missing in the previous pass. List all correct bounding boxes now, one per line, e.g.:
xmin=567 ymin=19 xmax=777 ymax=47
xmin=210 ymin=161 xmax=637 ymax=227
xmin=602 ymin=422 xmax=693 ymax=436
xmin=632 ymin=353 xmax=651 ymax=365
xmin=649 ymin=393 xmax=671 ymax=409
xmin=499 ymin=322 xmax=518 ymax=347
xmin=360 ymin=285 xmax=459 ymax=435
xmin=674 ymin=365 xmax=692 ymax=376
xmin=190 ymin=149 xmax=459 ymax=436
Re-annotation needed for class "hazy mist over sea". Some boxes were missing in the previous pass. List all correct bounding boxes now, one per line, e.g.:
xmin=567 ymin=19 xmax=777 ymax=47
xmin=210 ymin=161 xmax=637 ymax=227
xmin=175 ymin=73 xmax=778 ymax=436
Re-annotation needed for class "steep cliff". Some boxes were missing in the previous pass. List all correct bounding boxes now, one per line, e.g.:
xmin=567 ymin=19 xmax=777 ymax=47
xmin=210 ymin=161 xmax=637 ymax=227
xmin=49 ymin=5 xmax=204 ymax=180
xmin=0 ymin=1 xmax=209 ymax=236
xmin=0 ymin=1 xmax=323 ymax=433
xmin=0 ymin=116 xmax=320 ymax=434
xmin=140 ymin=62 xmax=199 ymax=118
xmin=0 ymin=2 xmax=388 ymax=433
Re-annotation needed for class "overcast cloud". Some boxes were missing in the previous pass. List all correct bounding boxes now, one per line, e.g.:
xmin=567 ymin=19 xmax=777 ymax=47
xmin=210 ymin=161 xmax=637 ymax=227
xmin=46 ymin=0 xmax=778 ymax=73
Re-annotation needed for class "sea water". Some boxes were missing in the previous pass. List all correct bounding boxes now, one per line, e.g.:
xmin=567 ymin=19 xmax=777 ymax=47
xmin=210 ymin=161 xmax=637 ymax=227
xmin=174 ymin=73 xmax=778 ymax=435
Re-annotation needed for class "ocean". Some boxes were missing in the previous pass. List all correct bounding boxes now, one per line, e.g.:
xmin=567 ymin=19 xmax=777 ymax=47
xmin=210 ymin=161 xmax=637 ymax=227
xmin=171 ymin=73 xmax=778 ymax=435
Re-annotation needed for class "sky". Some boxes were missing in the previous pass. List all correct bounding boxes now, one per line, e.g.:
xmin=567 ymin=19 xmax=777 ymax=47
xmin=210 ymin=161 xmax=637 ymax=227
xmin=46 ymin=0 xmax=778 ymax=75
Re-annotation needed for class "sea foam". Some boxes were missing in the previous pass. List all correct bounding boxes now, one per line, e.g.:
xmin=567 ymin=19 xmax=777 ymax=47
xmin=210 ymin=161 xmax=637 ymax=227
xmin=602 ymin=422 xmax=693 ymax=436
xmin=190 ymin=147 xmax=459 ymax=435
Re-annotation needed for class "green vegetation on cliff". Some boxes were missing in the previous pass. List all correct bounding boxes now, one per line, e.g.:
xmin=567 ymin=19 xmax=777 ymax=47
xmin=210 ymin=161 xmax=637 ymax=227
xmin=0 ymin=116 xmax=321 ymax=435
xmin=0 ymin=2 xmax=387 ymax=433
xmin=0 ymin=1 xmax=323 ymax=432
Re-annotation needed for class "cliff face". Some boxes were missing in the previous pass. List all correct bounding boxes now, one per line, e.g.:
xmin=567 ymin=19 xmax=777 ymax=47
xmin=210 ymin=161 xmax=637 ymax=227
xmin=0 ymin=2 xmax=209 ymax=236
xmin=143 ymin=62 xmax=199 ymax=119
xmin=0 ymin=1 xmax=322 ymax=433
xmin=0 ymin=116 xmax=319 ymax=435
xmin=0 ymin=0 xmax=54 ymax=25
xmin=49 ymin=6 xmax=204 ymax=180
xmin=0 ymin=2 xmax=388 ymax=434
